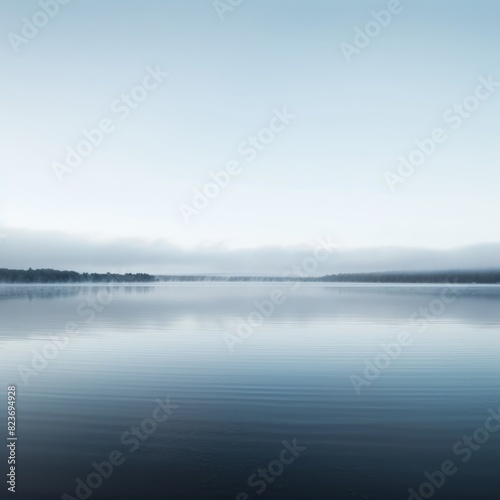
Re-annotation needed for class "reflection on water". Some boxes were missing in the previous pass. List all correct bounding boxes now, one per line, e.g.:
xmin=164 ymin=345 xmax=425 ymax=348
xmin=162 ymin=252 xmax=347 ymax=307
xmin=1 ymin=284 xmax=500 ymax=499
xmin=0 ymin=284 xmax=154 ymax=302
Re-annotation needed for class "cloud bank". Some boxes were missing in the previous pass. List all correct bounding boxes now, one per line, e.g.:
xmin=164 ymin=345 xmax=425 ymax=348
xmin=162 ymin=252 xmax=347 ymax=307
xmin=1 ymin=228 xmax=500 ymax=276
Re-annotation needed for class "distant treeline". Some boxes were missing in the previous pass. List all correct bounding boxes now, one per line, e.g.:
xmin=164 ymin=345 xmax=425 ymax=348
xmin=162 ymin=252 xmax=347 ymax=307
xmin=1 ymin=268 xmax=499 ymax=284
xmin=158 ymin=271 xmax=500 ymax=283
xmin=156 ymin=275 xmax=309 ymax=282
xmin=319 ymin=270 xmax=500 ymax=284
xmin=0 ymin=268 xmax=157 ymax=284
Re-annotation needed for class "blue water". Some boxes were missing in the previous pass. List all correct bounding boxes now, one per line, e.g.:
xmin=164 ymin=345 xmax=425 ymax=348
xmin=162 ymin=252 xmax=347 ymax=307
xmin=1 ymin=283 xmax=500 ymax=499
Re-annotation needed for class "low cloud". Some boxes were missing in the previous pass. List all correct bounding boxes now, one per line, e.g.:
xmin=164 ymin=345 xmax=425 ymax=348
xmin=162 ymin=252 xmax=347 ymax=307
xmin=0 ymin=228 xmax=499 ymax=276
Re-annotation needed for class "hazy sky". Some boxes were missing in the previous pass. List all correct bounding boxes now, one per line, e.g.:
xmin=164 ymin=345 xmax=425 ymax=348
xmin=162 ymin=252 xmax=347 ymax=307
xmin=1 ymin=0 xmax=499 ymax=272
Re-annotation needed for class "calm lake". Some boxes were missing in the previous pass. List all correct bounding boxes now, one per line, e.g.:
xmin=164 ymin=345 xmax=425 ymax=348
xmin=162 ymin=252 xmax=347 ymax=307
xmin=1 ymin=283 xmax=500 ymax=499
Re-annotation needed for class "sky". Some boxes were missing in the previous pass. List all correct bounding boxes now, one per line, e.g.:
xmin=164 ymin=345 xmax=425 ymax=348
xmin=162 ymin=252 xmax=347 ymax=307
xmin=1 ymin=0 xmax=499 ymax=274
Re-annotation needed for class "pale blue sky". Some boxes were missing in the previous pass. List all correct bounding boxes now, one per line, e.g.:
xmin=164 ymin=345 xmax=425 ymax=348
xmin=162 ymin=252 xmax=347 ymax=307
xmin=1 ymin=0 xmax=499 ymax=271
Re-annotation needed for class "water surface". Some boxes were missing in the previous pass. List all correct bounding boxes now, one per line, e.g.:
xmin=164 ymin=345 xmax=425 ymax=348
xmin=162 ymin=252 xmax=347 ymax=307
xmin=1 ymin=283 xmax=500 ymax=499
